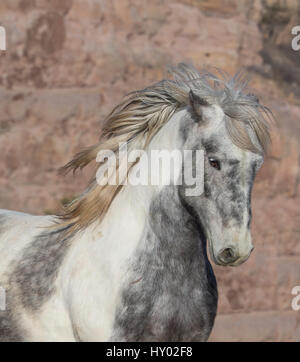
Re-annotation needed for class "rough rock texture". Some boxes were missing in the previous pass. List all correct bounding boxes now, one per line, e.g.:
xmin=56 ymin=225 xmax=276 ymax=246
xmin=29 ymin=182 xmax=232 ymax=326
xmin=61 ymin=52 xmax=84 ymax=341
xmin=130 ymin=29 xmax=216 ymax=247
xmin=0 ymin=0 xmax=299 ymax=341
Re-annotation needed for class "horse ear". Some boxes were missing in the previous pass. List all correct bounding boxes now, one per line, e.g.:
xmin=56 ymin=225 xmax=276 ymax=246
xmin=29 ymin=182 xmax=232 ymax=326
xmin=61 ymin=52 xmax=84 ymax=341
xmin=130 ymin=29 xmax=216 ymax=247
xmin=189 ymin=90 xmax=210 ymax=122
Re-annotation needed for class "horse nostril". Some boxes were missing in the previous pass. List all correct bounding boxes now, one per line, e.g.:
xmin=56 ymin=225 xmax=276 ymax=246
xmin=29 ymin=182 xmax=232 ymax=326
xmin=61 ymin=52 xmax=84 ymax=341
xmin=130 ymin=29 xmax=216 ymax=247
xmin=222 ymin=248 xmax=234 ymax=259
xmin=218 ymin=247 xmax=237 ymax=264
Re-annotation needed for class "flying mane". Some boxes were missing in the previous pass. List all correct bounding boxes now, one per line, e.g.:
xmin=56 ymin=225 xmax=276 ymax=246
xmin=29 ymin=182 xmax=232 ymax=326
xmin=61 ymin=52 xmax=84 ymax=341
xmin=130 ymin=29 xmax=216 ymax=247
xmin=58 ymin=63 xmax=272 ymax=232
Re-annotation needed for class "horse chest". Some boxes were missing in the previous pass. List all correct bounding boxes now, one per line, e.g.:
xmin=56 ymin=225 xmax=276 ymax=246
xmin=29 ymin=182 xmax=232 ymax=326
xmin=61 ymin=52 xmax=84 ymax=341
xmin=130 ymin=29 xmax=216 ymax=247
xmin=111 ymin=252 xmax=217 ymax=342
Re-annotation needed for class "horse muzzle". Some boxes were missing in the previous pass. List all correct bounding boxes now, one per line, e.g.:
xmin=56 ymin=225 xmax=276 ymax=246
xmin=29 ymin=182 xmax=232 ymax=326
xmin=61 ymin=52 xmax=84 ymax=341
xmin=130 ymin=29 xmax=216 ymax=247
xmin=215 ymin=245 xmax=254 ymax=267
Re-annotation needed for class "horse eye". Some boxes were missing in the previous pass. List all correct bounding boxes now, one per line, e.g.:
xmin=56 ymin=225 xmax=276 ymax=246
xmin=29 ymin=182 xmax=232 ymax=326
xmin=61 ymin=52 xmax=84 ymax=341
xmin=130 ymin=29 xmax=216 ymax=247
xmin=209 ymin=158 xmax=221 ymax=170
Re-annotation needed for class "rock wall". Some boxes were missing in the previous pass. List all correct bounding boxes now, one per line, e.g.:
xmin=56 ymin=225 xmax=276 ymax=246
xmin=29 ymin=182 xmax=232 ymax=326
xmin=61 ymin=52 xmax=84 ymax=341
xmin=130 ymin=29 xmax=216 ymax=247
xmin=0 ymin=0 xmax=299 ymax=341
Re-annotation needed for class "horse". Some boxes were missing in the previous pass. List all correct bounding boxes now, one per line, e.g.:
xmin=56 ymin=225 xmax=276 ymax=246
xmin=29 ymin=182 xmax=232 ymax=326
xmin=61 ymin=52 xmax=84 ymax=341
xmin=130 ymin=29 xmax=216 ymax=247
xmin=0 ymin=63 xmax=272 ymax=342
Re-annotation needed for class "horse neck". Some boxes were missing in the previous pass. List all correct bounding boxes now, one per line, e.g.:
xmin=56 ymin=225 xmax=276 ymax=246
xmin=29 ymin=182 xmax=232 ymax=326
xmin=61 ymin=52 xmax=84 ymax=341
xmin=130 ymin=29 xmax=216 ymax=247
xmin=63 ymin=108 xmax=208 ymax=278
xmin=110 ymin=185 xmax=218 ymax=342
xmin=80 ymin=107 xmax=209 ymax=268
xmin=145 ymin=185 xmax=212 ymax=273
xmin=89 ymin=108 xmax=187 ymax=259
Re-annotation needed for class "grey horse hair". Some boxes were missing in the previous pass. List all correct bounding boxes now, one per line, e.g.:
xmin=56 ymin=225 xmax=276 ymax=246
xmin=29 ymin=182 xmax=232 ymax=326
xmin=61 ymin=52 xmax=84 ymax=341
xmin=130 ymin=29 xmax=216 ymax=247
xmin=58 ymin=62 xmax=272 ymax=232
